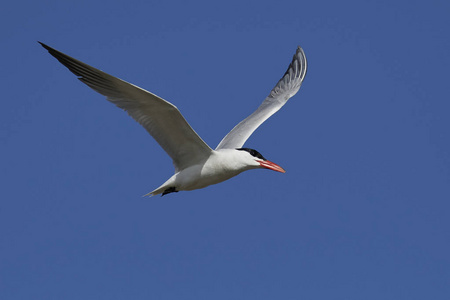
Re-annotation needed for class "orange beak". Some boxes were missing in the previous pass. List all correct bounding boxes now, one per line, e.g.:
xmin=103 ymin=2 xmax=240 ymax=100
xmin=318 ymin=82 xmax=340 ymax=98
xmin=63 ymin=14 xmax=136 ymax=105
xmin=257 ymin=160 xmax=286 ymax=173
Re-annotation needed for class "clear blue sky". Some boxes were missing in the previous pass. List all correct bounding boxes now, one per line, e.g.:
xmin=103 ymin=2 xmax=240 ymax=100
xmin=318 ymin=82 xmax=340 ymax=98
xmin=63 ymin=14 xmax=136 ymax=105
xmin=1 ymin=0 xmax=449 ymax=299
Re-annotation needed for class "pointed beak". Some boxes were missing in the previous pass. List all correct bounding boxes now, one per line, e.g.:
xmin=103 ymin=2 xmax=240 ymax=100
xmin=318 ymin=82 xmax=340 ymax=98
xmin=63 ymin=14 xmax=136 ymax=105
xmin=257 ymin=160 xmax=286 ymax=173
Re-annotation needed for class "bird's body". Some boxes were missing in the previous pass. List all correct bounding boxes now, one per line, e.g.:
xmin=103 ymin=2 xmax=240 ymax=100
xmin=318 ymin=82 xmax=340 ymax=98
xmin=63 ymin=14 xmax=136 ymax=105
xmin=151 ymin=149 xmax=252 ymax=195
xmin=40 ymin=42 xmax=307 ymax=196
xmin=149 ymin=148 xmax=285 ymax=196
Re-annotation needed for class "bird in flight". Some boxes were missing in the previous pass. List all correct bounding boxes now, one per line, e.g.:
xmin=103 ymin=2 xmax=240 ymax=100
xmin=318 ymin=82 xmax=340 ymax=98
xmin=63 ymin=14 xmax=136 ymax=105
xmin=40 ymin=42 xmax=307 ymax=196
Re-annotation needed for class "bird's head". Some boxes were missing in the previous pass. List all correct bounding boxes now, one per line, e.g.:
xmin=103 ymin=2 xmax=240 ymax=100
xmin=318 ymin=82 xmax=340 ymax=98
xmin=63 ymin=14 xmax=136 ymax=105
xmin=235 ymin=148 xmax=285 ymax=173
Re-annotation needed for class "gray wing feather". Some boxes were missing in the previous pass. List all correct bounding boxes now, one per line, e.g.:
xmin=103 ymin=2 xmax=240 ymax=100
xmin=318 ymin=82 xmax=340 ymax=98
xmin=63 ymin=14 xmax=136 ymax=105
xmin=216 ymin=46 xmax=307 ymax=150
xmin=40 ymin=42 xmax=212 ymax=171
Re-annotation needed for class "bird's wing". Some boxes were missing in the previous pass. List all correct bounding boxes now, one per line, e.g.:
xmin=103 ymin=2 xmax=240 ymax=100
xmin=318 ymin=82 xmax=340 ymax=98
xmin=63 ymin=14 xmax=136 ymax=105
xmin=40 ymin=42 xmax=212 ymax=171
xmin=216 ymin=46 xmax=307 ymax=150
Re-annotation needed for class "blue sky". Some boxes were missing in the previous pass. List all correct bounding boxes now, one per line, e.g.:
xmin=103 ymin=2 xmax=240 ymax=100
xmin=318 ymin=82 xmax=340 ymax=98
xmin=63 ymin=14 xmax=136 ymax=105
xmin=1 ymin=0 xmax=449 ymax=299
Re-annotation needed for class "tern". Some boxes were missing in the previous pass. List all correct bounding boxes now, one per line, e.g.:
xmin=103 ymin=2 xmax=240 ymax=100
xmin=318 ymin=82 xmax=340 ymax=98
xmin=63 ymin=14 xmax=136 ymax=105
xmin=40 ymin=42 xmax=307 ymax=196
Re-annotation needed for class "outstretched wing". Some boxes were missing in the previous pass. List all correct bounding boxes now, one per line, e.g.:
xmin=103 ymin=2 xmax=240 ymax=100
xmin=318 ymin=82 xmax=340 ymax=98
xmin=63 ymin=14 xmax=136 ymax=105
xmin=216 ymin=46 xmax=307 ymax=150
xmin=40 ymin=42 xmax=212 ymax=171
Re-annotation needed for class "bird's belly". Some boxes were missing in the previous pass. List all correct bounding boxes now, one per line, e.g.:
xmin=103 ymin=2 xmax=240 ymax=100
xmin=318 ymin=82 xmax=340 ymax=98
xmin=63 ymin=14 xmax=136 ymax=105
xmin=176 ymin=164 xmax=242 ymax=191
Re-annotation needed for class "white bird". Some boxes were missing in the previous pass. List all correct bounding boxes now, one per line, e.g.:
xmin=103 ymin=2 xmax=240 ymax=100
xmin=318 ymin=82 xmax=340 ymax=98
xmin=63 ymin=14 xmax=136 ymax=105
xmin=40 ymin=42 xmax=307 ymax=196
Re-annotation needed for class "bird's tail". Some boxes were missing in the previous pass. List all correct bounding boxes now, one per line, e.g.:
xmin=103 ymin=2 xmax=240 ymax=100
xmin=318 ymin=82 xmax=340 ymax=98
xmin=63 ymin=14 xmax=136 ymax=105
xmin=143 ymin=189 xmax=161 ymax=197
xmin=143 ymin=177 xmax=175 ymax=197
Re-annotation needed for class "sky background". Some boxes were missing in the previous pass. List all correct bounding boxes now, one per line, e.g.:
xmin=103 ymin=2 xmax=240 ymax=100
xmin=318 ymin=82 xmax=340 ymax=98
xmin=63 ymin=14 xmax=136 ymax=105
xmin=1 ymin=0 xmax=449 ymax=299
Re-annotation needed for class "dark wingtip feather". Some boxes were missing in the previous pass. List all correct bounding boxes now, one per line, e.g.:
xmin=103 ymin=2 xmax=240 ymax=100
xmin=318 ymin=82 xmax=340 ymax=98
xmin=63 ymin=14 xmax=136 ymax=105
xmin=38 ymin=42 xmax=118 ymax=96
xmin=38 ymin=42 xmax=67 ymax=61
xmin=280 ymin=46 xmax=307 ymax=82
xmin=38 ymin=41 xmax=52 ymax=51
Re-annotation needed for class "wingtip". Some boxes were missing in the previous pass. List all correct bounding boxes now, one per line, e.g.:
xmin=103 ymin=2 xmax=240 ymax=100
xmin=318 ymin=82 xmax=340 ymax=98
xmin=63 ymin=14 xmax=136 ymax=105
xmin=38 ymin=41 xmax=52 ymax=51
